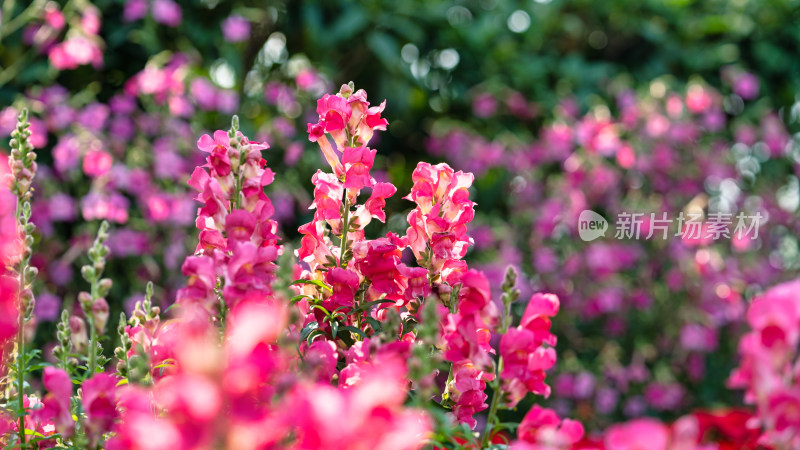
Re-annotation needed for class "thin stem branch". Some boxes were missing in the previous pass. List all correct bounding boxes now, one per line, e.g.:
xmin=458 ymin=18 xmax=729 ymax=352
xmin=87 ymin=316 xmax=97 ymax=376
xmin=16 ymin=307 xmax=25 ymax=448
xmin=15 ymin=197 xmax=26 ymax=449
xmin=339 ymin=193 xmax=350 ymax=267
xmin=0 ymin=0 xmax=46 ymax=40
xmin=481 ymin=358 xmax=504 ymax=448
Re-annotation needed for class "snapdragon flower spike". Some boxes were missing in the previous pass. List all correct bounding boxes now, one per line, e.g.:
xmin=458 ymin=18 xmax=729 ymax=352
xmin=404 ymin=162 xmax=475 ymax=277
xmin=180 ymin=117 xmax=280 ymax=311
xmin=307 ymin=83 xmax=388 ymax=170
xmin=446 ymin=361 xmax=490 ymax=430
xmin=440 ymin=270 xmax=500 ymax=429
xmin=499 ymin=293 xmax=560 ymax=407
xmin=298 ymin=83 xmax=394 ymax=274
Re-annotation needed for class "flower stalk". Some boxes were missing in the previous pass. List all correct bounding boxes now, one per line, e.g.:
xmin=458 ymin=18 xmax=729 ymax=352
xmin=9 ymin=108 xmax=37 ymax=448
xmin=79 ymin=220 xmax=111 ymax=376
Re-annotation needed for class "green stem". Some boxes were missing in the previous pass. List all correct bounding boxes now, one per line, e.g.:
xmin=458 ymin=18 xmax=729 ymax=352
xmin=0 ymin=0 xmax=46 ymax=40
xmin=481 ymin=358 xmax=504 ymax=448
xmin=88 ymin=316 xmax=97 ymax=376
xmin=16 ymin=309 xmax=25 ymax=448
xmin=15 ymin=198 xmax=25 ymax=449
xmin=88 ymin=261 xmax=99 ymax=375
xmin=339 ymin=193 xmax=350 ymax=267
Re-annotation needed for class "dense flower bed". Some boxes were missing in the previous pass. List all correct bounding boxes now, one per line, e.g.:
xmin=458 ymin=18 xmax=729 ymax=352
xmin=1 ymin=83 xmax=799 ymax=449
xmin=426 ymin=74 xmax=799 ymax=430
xmin=1 ymin=1 xmax=800 ymax=449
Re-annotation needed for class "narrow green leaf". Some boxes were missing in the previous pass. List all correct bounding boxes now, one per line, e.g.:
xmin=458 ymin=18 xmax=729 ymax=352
xmin=331 ymin=321 xmax=339 ymax=339
xmin=299 ymin=321 xmax=320 ymax=342
xmin=292 ymin=279 xmax=332 ymax=292
xmin=365 ymin=317 xmax=382 ymax=332
xmin=290 ymin=294 xmax=312 ymax=305
xmin=339 ymin=325 xmax=367 ymax=338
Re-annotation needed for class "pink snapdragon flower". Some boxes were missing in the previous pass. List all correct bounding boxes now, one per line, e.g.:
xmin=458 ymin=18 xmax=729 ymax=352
xmin=82 ymin=373 xmax=119 ymax=445
xmin=404 ymin=162 xmax=475 ymax=275
xmin=42 ymin=367 xmax=74 ymax=437
xmin=512 ymin=405 xmax=585 ymax=449
xmin=82 ymin=149 xmax=113 ymax=177
xmin=447 ymin=361 xmax=489 ymax=430
xmin=49 ymin=36 xmax=103 ymax=70
xmin=728 ymin=279 xmax=800 ymax=448
xmin=500 ymin=293 xmax=559 ymax=406
xmin=604 ymin=418 xmax=670 ymax=450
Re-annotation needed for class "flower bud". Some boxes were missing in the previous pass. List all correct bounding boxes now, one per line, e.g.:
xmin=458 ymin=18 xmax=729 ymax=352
xmin=78 ymin=291 xmax=92 ymax=309
xmin=81 ymin=265 xmax=96 ymax=282
xmin=97 ymin=278 xmax=113 ymax=297
xmin=92 ymin=298 xmax=110 ymax=334
xmin=23 ymin=266 xmax=38 ymax=285
xmin=70 ymin=316 xmax=88 ymax=352
xmin=340 ymin=82 xmax=354 ymax=98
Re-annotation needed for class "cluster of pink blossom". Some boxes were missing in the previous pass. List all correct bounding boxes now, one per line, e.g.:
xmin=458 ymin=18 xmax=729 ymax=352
xmin=0 ymin=84 xmax=583 ymax=449
xmin=6 ymin=367 xmax=118 ymax=448
xmin=728 ymin=279 xmax=800 ymax=448
xmin=0 ymin=35 xmax=310 ymax=326
xmin=428 ymin=70 xmax=798 ymax=428
xmin=124 ymin=0 xmax=182 ymax=27
xmin=180 ymin=121 xmax=279 ymax=312
xmin=22 ymin=2 xmax=104 ymax=71
xmin=0 ymin=82 xmax=198 ymax=319
xmin=3 ymin=64 xmax=800 ymax=447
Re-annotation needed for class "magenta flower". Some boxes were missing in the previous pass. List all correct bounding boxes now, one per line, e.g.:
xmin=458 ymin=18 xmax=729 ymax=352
xmin=515 ymin=405 xmax=585 ymax=449
xmin=325 ymin=267 xmax=359 ymax=309
xmin=123 ymin=0 xmax=147 ymax=22
xmin=152 ymin=0 xmax=182 ymax=27
xmin=82 ymin=149 xmax=113 ymax=177
xmin=82 ymin=373 xmax=118 ymax=444
xmin=222 ymin=14 xmax=251 ymax=43
xmin=341 ymin=146 xmax=376 ymax=190
xmin=42 ymin=367 xmax=74 ymax=437
xmin=605 ymin=418 xmax=670 ymax=450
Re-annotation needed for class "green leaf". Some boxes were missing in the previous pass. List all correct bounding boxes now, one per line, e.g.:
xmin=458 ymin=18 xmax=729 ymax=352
xmin=338 ymin=326 xmax=367 ymax=339
xmin=332 ymin=305 xmax=351 ymax=314
xmin=299 ymin=321 xmax=320 ymax=343
xmin=290 ymin=294 xmax=312 ymax=305
xmin=164 ymin=302 xmax=182 ymax=313
xmin=353 ymin=298 xmax=395 ymax=314
xmin=306 ymin=328 xmax=326 ymax=345
xmin=152 ymin=361 xmax=176 ymax=370
xmin=292 ymin=279 xmax=332 ymax=292
xmin=365 ymin=316 xmax=382 ymax=332
xmin=24 ymin=429 xmax=46 ymax=437
xmin=310 ymin=304 xmax=332 ymax=316
xmin=331 ymin=321 xmax=339 ymax=340
xmin=495 ymin=422 xmax=520 ymax=431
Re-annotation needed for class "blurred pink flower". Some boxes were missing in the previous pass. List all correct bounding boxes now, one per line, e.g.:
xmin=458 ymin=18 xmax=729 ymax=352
xmin=83 ymin=149 xmax=113 ymax=177
xmin=222 ymin=14 xmax=251 ymax=43
xmin=152 ymin=0 xmax=182 ymax=27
